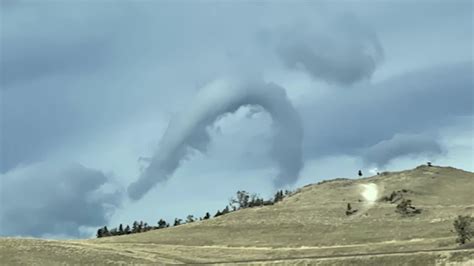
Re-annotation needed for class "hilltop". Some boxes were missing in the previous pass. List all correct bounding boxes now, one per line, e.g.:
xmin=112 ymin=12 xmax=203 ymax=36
xmin=1 ymin=165 xmax=473 ymax=265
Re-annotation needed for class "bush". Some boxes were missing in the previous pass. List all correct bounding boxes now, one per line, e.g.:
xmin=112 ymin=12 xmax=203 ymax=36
xmin=454 ymin=215 xmax=473 ymax=245
xmin=345 ymin=203 xmax=358 ymax=216
xmin=395 ymin=199 xmax=421 ymax=216
xmin=380 ymin=190 xmax=410 ymax=203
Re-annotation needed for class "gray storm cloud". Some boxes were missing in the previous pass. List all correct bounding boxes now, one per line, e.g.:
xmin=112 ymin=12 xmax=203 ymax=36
xmin=362 ymin=134 xmax=444 ymax=167
xmin=0 ymin=162 xmax=122 ymax=237
xmin=128 ymin=78 xmax=303 ymax=200
xmin=276 ymin=15 xmax=383 ymax=85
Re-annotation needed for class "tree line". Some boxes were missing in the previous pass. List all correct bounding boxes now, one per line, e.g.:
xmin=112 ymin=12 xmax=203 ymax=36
xmin=97 ymin=189 xmax=292 ymax=238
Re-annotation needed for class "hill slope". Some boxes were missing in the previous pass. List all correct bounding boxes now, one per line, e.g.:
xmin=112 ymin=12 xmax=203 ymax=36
xmin=1 ymin=165 xmax=474 ymax=265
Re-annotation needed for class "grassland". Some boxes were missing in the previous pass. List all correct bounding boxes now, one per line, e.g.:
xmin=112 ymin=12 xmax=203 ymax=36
xmin=1 ymin=165 xmax=473 ymax=265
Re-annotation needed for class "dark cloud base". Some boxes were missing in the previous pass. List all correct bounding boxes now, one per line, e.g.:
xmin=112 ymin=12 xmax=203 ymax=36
xmin=0 ymin=162 xmax=122 ymax=238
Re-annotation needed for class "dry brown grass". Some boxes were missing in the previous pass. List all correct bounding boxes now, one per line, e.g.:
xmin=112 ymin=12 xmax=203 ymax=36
xmin=1 ymin=165 xmax=473 ymax=265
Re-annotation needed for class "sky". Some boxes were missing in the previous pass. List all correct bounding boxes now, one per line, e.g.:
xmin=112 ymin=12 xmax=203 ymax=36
xmin=0 ymin=0 xmax=472 ymax=239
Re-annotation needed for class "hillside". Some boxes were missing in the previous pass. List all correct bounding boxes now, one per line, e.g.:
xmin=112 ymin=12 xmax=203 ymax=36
xmin=1 ymin=165 xmax=474 ymax=265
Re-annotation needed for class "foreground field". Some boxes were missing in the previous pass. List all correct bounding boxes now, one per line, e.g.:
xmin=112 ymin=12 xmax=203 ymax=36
xmin=1 ymin=165 xmax=473 ymax=265
xmin=1 ymin=237 xmax=474 ymax=265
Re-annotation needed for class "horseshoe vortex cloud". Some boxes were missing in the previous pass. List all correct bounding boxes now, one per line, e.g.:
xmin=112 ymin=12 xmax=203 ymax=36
xmin=128 ymin=78 xmax=303 ymax=200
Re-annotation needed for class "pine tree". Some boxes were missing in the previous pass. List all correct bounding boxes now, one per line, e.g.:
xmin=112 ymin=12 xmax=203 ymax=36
xmin=97 ymin=227 xmax=103 ymax=238
xmin=124 ymin=225 xmax=131 ymax=234
xmin=214 ymin=210 xmax=222 ymax=217
xmin=143 ymin=222 xmax=149 ymax=232
xmin=222 ymin=206 xmax=230 ymax=215
xmin=110 ymin=228 xmax=118 ymax=236
xmin=118 ymin=224 xmax=124 ymax=235
xmin=186 ymin=215 xmax=195 ymax=223
xmin=132 ymin=221 xmax=139 ymax=233
xmin=102 ymin=226 xmax=109 ymax=237
xmin=274 ymin=190 xmax=284 ymax=203
xmin=173 ymin=218 xmax=182 ymax=226
xmin=158 ymin=219 xmax=167 ymax=229
xmin=203 ymin=212 xmax=211 ymax=220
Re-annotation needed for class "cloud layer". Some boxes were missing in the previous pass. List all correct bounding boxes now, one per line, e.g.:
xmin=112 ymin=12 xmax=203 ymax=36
xmin=276 ymin=14 xmax=383 ymax=85
xmin=301 ymin=61 xmax=473 ymax=161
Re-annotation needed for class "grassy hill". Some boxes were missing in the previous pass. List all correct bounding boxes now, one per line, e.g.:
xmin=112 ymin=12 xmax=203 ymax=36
xmin=1 ymin=165 xmax=473 ymax=265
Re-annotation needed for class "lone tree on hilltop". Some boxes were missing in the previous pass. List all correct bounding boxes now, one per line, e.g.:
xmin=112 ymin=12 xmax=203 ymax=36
xmin=454 ymin=215 xmax=474 ymax=245
xmin=358 ymin=170 xmax=363 ymax=177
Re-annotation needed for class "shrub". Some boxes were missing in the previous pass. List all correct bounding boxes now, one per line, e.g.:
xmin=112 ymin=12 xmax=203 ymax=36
xmin=395 ymin=199 xmax=421 ymax=216
xmin=454 ymin=215 xmax=473 ymax=245
xmin=345 ymin=203 xmax=358 ymax=216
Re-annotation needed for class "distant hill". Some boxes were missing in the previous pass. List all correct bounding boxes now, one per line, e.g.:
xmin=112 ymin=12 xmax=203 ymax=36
xmin=1 ymin=165 xmax=473 ymax=265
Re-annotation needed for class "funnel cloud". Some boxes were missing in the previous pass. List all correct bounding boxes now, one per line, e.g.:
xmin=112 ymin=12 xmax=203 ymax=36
xmin=128 ymin=78 xmax=303 ymax=200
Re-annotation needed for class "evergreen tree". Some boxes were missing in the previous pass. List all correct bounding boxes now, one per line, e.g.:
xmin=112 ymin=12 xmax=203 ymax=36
xmin=222 ymin=206 xmax=230 ymax=215
xmin=274 ymin=190 xmax=284 ymax=203
xmin=249 ymin=193 xmax=265 ymax=207
xmin=158 ymin=219 xmax=167 ymax=229
xmin=102 ymin=226 xmax=110 ymax=237
xmin=173 ymin=218 xmax=182 ymax=226
xmin=214 ymin=210 xmax=222 ymax=217
xmin=124 ymin=225 xmax=131 ymax=234
xmin=110 ymin=228 xmax=118 ymax=236
xmin=203 ymin=212 xmax=211 ymax=220
xmin=118 ymin=224 xmax=124 ymax=235
xmin=132 ymin=221 xmax=139 ymax=233
xmin=358 ymin=170 xmax=363 ymax=177
xmin=97 ymin=227 xmax=103 ymax=238
xmin=186 ymin=215 xmax=195 ymax=223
